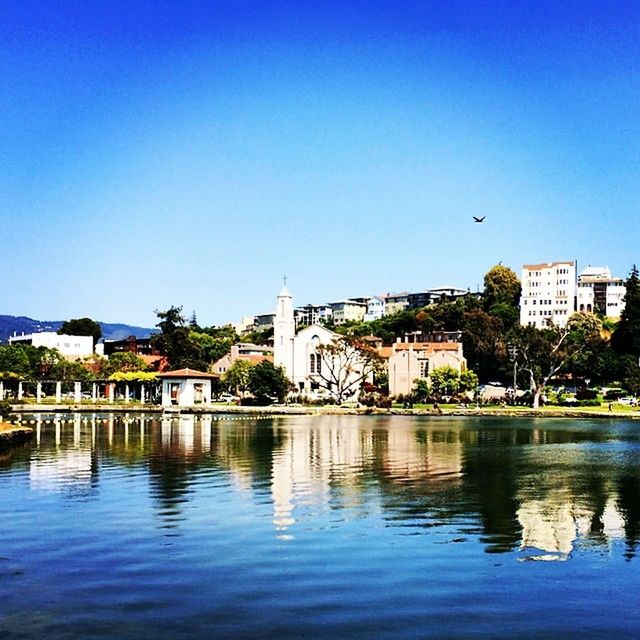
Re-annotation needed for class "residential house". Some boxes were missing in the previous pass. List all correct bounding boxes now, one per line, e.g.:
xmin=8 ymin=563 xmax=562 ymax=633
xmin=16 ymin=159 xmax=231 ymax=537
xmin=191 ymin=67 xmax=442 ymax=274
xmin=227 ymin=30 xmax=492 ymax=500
xmin=211 ymin=343 xmax=273 ymax=376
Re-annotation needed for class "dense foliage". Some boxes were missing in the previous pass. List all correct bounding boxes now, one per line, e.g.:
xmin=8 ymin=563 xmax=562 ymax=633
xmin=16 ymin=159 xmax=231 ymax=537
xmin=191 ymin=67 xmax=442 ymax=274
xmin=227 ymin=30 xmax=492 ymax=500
xmin=58 ymin=317 xmax=102 ymax=344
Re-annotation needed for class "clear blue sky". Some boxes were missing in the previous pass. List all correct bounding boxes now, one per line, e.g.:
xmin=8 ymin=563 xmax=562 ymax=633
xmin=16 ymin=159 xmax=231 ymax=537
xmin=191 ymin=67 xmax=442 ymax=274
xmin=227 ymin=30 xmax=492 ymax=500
xmin=1 ymin=1 xmax=638 ymax=328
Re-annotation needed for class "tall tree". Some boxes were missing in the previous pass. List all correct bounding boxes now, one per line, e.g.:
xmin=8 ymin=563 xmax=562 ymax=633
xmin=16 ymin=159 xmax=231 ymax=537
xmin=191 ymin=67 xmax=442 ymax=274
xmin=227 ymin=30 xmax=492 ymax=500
xmin=483 ymin=265 xmax=521 ymax=330
xmin=151 ymin=306 xmax=203 ymax=370
xmin=223 ymin=359 xmax=254 ymax=397
xmin=612 ymin=265 xmax=640 ymax=358
xmin=58 ymin=317 xmax=102 ymax=344
xmin=247 ymin=361 xmax=290 ymax=404
xmin=510 ymin=312 xmax=602 ymax=408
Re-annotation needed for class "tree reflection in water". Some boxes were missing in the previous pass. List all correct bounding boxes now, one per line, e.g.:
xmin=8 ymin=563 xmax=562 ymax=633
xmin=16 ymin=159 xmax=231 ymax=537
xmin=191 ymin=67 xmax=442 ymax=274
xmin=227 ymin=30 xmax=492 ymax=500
xmin=15 ymin=412 xmax=640 ymax=560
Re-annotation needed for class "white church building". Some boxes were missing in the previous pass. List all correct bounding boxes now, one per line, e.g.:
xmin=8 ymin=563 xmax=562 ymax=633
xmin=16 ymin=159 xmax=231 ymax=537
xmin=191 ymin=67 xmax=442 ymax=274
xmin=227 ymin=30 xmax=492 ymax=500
xmin=273 ymin=286 xmax=366 ymax=401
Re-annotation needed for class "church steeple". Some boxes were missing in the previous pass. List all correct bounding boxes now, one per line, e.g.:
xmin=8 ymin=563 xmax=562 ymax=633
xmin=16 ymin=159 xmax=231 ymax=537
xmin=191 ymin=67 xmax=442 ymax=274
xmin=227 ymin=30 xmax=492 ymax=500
xmin=274 ymin=282 xmax=295 ymax=375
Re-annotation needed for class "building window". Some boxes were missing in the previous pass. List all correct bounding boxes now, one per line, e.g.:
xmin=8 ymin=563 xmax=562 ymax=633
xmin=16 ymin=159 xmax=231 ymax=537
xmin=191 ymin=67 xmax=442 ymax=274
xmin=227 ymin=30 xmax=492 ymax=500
xmin=309 ymin=353 xmax=316 ymax=374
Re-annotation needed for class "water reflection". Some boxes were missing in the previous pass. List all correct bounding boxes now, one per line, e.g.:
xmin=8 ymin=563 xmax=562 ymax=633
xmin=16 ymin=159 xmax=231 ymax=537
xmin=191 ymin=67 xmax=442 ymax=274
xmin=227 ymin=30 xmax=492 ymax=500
xmin=12 ymin=412 xmax=640 ymax=560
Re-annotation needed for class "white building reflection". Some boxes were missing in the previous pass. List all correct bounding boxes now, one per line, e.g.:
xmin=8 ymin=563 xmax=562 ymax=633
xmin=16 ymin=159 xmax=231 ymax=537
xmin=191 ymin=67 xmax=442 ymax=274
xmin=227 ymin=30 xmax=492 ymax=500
xmin=517 ymin=492 xmax=626 ymax=560
xmin=270 ymin=418 xmax=464 ymax=533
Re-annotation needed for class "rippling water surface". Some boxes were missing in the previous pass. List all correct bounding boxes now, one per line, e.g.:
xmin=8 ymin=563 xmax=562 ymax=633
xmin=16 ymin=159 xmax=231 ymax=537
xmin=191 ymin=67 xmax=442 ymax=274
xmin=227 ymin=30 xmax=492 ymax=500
xmin=1 ymin=413 xmax=640 ymax=639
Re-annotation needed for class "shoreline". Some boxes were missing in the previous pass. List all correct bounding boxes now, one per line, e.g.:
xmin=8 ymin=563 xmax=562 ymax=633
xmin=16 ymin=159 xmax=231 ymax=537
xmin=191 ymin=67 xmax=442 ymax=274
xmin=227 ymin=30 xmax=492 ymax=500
xmin=6 ymin=402 xmax=640 ymax=420
xmin=0 ymin=421 xmax=34 ymax=446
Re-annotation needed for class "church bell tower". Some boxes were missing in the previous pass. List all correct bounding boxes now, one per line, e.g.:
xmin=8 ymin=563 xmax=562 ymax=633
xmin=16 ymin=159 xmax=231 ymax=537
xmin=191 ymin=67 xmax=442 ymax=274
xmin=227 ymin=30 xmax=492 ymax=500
xmin=273 ymin=281 xmax=295 ymax=377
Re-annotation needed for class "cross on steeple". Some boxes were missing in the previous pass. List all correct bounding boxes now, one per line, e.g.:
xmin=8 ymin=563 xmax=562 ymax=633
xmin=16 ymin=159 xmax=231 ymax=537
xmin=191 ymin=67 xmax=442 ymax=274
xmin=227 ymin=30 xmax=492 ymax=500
xmin=283 ymin=275 xmax=287 ymax=287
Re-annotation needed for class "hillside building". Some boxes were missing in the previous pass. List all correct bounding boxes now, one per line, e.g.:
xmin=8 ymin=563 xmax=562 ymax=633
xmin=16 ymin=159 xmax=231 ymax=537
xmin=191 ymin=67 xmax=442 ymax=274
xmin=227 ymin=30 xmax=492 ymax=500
xmin=577 ymin=266 xmax=626 ymax=319
xmin=8 ymin=331 xmax=94 ymax=357
xmin=519 ymin=261 xmax=577 ymax=328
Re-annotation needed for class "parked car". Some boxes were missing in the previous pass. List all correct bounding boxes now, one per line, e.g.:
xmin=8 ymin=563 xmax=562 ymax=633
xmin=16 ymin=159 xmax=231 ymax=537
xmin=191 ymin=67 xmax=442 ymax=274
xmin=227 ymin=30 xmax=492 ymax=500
xmin=618 ymin=397 xmax=637 ymax=406
xmin=217 ymin=393 xmax=238 ymax=402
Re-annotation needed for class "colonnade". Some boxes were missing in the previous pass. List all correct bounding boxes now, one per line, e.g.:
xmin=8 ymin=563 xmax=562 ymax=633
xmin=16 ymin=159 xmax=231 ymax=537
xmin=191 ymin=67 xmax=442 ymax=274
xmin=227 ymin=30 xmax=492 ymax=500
xmin=0 ymin=380 xmax=152 ymax=404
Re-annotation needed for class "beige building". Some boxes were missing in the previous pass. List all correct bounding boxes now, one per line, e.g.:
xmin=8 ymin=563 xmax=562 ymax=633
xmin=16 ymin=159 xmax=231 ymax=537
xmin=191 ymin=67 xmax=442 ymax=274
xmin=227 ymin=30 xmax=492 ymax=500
xmin=211 ymin=343 xmax=273 ymax=376
xmin=382 ymin=338 xmax=467 ymax=397
xmin=384 ymin=292 xmax=410 ymax=316
xmin=329 ymin=300 xmax=367 ymax=325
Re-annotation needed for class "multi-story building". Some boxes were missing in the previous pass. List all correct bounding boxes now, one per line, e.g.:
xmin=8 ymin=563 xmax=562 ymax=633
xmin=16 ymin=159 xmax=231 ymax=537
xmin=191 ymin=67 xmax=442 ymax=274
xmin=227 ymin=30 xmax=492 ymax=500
xmin=364 ymin=296 xmax=386 ymax=322
xmin=407 ymin=287 xmax=473 ymax=309
xmin=329 ymin=300 xmax=367 ymax=325
xmin=519 ymin=261 xmax=577 ymax=328
xmin=381 ymin=334 xmax=467 ymax=397
xmin=577 ymin=266 xmax=626 ymax=319
xmin=384 ymin=292 xmax=410 ymax=315
xmin=253 ymin=313 xmax=276 ymax=332
xmin=294 ymin=304 xmax=333 ymax=327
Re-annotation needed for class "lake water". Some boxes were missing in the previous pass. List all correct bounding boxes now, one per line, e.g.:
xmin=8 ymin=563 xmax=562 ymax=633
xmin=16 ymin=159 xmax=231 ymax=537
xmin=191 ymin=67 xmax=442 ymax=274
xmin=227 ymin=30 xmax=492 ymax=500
xmin=1 ymin=413 xmax=639 ymax=639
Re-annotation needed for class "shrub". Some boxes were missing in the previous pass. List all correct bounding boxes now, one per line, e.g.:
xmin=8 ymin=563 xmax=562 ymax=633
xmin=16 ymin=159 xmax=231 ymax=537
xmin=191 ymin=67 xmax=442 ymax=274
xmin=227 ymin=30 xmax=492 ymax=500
xmin=0 ymin=398 xmax=12 ymax=419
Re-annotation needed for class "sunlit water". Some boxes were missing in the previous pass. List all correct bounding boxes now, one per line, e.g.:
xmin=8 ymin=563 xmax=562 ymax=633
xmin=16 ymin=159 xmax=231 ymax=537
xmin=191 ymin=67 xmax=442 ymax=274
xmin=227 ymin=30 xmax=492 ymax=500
xmin=1 ymin=413 xmax=640 ymax=639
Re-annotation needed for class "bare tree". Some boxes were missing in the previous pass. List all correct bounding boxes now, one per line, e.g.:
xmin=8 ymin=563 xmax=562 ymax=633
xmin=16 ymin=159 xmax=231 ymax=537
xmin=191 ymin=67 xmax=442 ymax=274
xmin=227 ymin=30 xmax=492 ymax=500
xmin=314 ymin=336 xmax=383 ymax=404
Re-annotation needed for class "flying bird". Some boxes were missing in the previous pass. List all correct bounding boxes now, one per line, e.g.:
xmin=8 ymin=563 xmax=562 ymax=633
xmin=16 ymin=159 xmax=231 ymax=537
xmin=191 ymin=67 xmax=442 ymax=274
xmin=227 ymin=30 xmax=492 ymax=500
xmin=473 ymin=216 xmax=486 ymax=223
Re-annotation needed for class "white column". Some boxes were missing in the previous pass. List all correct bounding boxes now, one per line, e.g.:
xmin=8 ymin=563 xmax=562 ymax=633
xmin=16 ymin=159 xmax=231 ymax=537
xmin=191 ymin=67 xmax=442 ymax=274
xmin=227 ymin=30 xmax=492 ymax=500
xmin=74 ymin=381 xmax=81 ymax=403
xmin=36 ymin=381 xmax=42 ymax=403
xmin=0 ymin=380 xmax=4 ymax=400
xmin=109 ymin=383 xmax=115 ymax=403
xmin=125 ymin=383 xmax=130 ymax=404
xmin=92 ymin=382 xmax=97 ymax=404
xmin=140 ymin=384 xmax=145 ymax=405
xmin=56 ymin=381 xmax=62 ymax=403
xmin=18 ymin=381 xmax=23 ymax=400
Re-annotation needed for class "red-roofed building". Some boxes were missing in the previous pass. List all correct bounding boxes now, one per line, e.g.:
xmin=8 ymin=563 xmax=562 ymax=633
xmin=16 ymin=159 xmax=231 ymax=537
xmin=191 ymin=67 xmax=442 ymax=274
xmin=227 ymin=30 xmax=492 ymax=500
xmin=381 ymin=336 xmax=467 ymax=397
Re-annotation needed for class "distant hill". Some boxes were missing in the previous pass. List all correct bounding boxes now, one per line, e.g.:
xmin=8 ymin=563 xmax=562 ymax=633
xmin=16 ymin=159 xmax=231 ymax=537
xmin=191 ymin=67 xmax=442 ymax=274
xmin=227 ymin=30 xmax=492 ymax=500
xmin=0 ymin=315 xmax=155 ymax=344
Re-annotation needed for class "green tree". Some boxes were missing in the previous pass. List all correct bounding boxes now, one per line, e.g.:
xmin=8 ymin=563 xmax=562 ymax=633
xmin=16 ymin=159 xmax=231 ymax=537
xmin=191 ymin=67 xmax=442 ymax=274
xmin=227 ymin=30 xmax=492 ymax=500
xmin=612 ymin=265 xmax=640 ymax=358
xmin=620 ymin=355 xmax=640 ymax=397
xmin=510 ymin=312 xmax=602 ymax=408
xmin=483 ymin=264 xmax=521 ymax=309
xmin=190 ymin=330 xmax=236 ymax=366
xmin=430 ymin=366 xmax=461 ymax=398
xmin=461 ymin=309 xmax=508 ymax=382
xmin=412 ymin=378 xmax=431 ymax=402
xmin=58 ymin=318 xmax=102 ymax=345
xmin=0 ymin=345 xmax=62 ymax=379
xmin=151 ymin=306 xmax=204 ymax=370
xmin=247 ymin=361 xmax=290 ymax=404
xmin=459 ymin=369 xmax=479 ymax=393
xmin=223 ymin=359 xmax=254 ymax=397
xmin=483 ymin=265 xmax=521 ymax=331
xmin=105 ymin=352 xmax=149 ymax=375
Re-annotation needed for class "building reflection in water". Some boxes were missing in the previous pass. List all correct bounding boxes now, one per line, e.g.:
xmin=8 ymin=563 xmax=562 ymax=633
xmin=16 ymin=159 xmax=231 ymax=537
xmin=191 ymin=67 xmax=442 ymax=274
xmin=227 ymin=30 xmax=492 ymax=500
xmin=20 ymin=413 xmax=640 ymax=559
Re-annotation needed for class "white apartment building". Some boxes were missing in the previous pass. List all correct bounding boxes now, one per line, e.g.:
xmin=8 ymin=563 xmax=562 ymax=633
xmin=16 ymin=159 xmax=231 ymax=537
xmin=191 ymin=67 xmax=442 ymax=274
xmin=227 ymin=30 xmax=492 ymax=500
xmin=8 ymin=331 xmax=94 ymax=357
xmin=364 ymin=296 xmax=386 ymax=322
xmin=577 ymin=266 xmax=626 ymax=319
xmin=520 ymin=261 xmax=577 ymax=328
